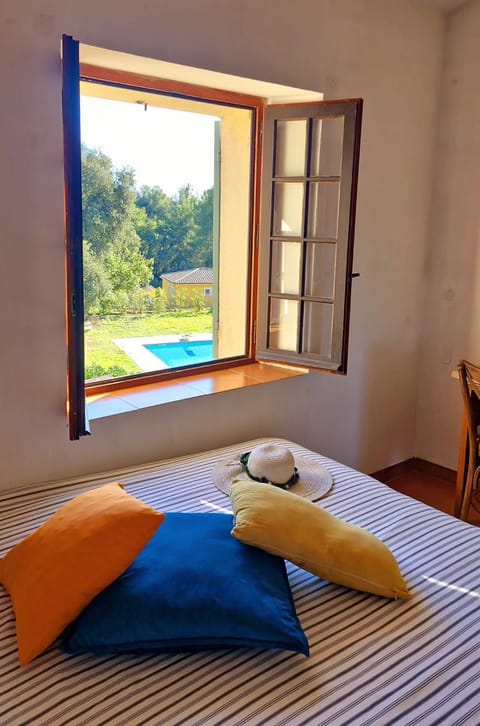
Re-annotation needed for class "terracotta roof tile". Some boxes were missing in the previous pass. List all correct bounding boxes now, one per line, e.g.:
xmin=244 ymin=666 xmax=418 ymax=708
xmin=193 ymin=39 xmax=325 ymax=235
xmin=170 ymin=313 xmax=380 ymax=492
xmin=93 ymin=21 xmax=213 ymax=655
xmin=161 ymin=267 xmax=213 ymax=284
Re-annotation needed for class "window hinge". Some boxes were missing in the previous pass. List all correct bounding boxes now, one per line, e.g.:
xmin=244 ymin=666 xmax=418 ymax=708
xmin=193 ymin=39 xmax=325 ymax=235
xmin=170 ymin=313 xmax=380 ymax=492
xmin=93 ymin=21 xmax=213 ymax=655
xmin=255 ymin=224 xmax=259 ymax=249
xmin=252 ymin=320 xmax=257 ymax=344
xmin=71 ymin=292 xmax=76 ymax=317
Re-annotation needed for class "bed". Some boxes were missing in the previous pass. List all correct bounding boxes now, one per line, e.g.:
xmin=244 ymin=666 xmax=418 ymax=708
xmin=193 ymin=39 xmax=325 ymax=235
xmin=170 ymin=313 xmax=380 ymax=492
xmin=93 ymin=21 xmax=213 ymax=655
xmin=1 ymin=437 xmax=480 ymax=725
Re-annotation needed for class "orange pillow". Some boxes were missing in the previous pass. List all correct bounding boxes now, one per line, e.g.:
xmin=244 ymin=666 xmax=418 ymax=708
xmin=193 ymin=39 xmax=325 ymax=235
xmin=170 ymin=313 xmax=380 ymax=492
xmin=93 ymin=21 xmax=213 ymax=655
xmin=0 ymin=482 xmax=164 ymax=666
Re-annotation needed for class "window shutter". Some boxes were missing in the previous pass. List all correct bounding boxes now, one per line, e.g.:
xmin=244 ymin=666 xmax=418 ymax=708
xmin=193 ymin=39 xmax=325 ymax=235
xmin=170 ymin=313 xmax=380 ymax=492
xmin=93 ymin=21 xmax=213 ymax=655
xmin=257 ymin=99 xmax=362 ymax=372
xmin=62 ymin=34 xmax=90 ymax=439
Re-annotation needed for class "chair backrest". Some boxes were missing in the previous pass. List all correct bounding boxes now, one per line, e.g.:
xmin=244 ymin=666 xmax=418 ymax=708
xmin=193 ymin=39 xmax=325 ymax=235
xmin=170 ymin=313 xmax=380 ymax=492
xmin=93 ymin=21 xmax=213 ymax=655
xmin=457 ymin=360 xmax=480 ymax=448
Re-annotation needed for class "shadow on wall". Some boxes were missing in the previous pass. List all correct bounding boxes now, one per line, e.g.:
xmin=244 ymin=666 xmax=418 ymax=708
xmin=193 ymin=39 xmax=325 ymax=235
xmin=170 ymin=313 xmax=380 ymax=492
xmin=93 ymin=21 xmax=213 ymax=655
xmin=360 ymin=340 xmax=464 ymax=473
xmin=356 ymin=344 xmax=419 ymax=474
xmin=302 ymin=346 xmax=416 ymax=476
xmin=421 ymin=2 xmax=480 ymax=365
xmin=414 ymin=3 xmax=480 ymax=470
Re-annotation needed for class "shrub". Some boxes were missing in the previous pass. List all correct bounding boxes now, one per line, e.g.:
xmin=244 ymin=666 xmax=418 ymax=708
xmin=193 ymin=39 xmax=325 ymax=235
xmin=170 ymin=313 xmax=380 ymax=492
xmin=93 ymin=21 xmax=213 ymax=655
xmin=85 ymin=363 xmax=130 ymax=380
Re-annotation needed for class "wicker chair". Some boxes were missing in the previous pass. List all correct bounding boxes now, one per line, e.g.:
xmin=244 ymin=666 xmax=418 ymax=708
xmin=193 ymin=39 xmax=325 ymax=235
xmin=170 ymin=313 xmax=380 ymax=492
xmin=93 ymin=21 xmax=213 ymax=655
xmin=457 ymin=359 xmax=480 ymax=520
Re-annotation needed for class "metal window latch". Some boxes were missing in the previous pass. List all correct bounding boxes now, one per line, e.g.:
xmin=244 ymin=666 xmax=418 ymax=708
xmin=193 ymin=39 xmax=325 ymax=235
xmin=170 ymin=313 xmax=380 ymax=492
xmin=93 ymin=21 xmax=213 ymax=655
xmin=350 ymin=273 xmax=360 ymax=279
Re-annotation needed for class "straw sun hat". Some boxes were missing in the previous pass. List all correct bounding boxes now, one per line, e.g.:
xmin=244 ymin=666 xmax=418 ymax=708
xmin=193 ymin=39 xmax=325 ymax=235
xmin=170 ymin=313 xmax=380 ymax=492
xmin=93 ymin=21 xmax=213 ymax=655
xmin=212 ymin=443 xmax=333 ymax=501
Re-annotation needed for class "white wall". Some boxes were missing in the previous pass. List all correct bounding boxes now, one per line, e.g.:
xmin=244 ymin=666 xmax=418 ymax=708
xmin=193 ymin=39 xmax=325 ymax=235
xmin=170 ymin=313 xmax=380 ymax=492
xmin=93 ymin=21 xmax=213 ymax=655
xmin=0 ymin=0 xmax=444 ymax=491
xmin=415 ymin=0 xmax=480 ymax=470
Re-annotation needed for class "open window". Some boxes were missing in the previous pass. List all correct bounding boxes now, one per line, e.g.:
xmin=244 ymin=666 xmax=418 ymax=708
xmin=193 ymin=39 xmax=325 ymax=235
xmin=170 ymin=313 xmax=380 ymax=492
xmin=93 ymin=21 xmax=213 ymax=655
xmin=257 ymin=100 xmax=362 ymax=371
xmin=62 ymin=35 xmax=362 ymax=440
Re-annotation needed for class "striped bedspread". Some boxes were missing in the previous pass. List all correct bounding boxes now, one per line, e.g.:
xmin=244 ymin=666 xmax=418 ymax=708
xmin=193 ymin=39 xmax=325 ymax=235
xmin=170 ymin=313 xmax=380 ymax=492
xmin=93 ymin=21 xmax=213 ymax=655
xmin=1 ymin=438 xmax=480 ymax=725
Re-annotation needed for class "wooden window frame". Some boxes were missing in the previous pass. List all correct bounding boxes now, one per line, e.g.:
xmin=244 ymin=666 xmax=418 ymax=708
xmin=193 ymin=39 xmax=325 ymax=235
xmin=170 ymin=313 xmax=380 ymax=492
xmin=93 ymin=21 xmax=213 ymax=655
xmin=62 ymin=34 xmax=89 ymax=440
xmin=67 ymin=51 xmax=264 ymax=403
xmin=82 ymin=68 xmax=263 ymax=396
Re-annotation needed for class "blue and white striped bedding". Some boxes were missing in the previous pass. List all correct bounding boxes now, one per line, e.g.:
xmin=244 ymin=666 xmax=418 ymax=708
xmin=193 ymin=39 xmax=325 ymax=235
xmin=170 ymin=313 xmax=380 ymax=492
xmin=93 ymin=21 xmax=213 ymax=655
xmin=1 ymin=437 xmax=480 ymax=725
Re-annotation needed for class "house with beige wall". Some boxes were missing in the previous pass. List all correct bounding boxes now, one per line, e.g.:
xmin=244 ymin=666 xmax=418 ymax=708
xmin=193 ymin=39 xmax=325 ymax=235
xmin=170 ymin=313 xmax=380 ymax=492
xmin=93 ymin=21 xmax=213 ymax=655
xmin=161 ymin=268 xmax=213 ymax=308
xmin=0 ymin=0 xmax=479 ymax=493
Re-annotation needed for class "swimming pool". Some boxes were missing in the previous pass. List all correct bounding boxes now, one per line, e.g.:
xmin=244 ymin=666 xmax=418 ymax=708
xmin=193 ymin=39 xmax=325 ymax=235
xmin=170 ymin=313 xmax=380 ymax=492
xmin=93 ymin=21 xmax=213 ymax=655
xmin=145 ymin=340 xmax=214 ymax=368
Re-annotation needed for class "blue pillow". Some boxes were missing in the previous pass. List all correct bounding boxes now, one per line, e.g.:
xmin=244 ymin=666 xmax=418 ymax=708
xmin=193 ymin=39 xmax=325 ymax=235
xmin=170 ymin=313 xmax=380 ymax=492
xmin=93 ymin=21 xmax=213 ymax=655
xmin=60 ymin=512 xmax=309 ymax=656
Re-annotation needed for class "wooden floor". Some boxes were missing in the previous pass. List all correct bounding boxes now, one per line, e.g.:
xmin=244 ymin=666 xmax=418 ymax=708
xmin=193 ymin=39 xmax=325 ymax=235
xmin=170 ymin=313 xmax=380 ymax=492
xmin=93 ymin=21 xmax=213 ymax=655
xmin=382 ymin=469 xmax=480 ymax=526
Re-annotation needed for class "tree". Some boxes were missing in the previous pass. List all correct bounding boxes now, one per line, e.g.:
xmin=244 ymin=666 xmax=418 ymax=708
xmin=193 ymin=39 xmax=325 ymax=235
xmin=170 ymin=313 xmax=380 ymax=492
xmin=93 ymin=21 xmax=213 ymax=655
xmin=83 ymin=241 xmax=111 ymax=316
xmin=81 ymin=144 xmax=214 ymax=314
xmin=82 ymin=146 xmax=136 ymax=256
xmin=135 ymin=186 xmax=172 ymax=286
xmin=195 ymin=187 xmax=214 ymax=268
xmin=136 ymin=184 xmax=214 ymax=285
xmin=81 ymin=145 xmax=153 ymax=313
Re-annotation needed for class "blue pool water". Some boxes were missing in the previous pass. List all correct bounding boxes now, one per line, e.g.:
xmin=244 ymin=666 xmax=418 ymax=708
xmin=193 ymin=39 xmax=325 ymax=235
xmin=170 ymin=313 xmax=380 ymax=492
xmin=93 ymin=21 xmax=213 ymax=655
xmin=145 ymin=340 xmax=214 ymax=368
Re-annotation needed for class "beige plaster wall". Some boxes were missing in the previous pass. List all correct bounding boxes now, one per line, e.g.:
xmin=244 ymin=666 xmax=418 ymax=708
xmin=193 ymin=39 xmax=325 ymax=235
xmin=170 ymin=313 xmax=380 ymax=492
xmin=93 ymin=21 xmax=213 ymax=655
xmin=0 ymin=0 xmax=444 ymax=490
xmin=415 ymin=0 xmax=480 ymax=470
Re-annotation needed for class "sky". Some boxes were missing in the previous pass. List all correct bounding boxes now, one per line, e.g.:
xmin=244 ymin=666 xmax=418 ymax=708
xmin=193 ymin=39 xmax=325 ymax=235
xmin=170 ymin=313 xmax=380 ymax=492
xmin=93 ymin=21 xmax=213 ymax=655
xmin=80 ymin=95 xmax=217 ymax=196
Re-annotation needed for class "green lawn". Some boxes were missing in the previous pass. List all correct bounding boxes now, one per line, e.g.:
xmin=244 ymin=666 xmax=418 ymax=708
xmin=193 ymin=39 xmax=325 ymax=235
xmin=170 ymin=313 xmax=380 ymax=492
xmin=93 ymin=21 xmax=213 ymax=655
xmin=85 ymin=310 xmax=213 ymax=380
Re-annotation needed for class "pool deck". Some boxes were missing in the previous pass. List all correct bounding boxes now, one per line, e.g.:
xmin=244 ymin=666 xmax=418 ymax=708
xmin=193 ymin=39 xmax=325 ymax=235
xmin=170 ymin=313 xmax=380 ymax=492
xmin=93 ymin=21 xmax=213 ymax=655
xmin=113 ymin=333 xmax=213 ymax=372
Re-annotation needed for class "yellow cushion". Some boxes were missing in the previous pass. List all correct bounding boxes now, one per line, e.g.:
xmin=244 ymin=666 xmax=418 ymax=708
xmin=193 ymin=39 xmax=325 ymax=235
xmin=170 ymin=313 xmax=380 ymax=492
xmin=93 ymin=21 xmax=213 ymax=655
xmin=0 ymin=483 xmax=165 ymax=666
xmin=229 ymin=480 xmax=409 ymax=599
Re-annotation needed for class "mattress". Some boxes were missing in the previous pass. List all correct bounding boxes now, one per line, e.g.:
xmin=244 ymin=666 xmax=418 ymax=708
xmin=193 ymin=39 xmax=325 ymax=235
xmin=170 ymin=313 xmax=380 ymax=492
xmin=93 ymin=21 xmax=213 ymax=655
xmin=1 ymin=437 xmax=480 ymax=725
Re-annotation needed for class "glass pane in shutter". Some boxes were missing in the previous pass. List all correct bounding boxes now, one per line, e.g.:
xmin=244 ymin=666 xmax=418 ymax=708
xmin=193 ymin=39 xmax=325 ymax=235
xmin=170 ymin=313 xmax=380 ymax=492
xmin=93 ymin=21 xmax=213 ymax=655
xmin=269 ymin=298 xmax=298 ymax=351
xmin=304 ymin=242 xmax=336 ymax=299
xmin=274 ymin=119 xmax=307 ymax=177
xmin=307 ymin=181 xmax=340 ymax=239
xmin=270 ymin=241 xmax=301 ymax=294
xmin=272 ymin=182 xmax=304 ymax=237
xmin=302 ymin=301 xmax=333 ymax=358
xmin=310 ymin=117 xmax=344 ymax=177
